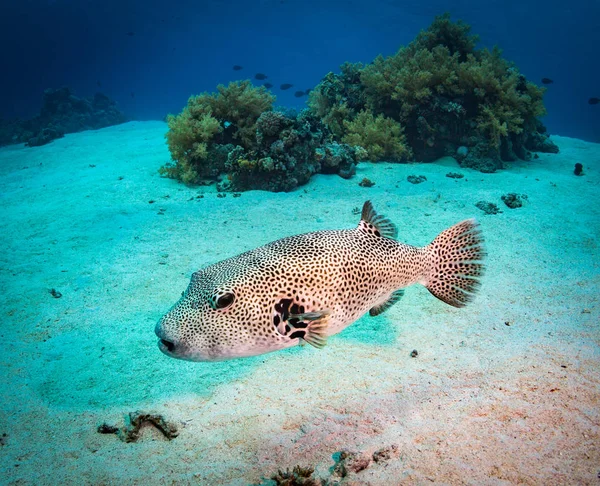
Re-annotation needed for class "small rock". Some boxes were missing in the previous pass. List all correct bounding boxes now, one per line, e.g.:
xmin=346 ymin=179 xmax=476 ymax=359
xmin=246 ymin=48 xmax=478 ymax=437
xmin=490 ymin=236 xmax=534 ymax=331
xmin=97 ymin=423 xmax=119 ymax=434
xmin=49 ymin=288 xmax=62 ymax=299
xmin=501 ymin=193 xmax=527 ymax=209
xmin=407 ymin=175 xmax=427 ymax=184
xmin=372 ymin=444 xmax=399 ymax=462
xmin=475 ymin=201 xmax=501 ymax=215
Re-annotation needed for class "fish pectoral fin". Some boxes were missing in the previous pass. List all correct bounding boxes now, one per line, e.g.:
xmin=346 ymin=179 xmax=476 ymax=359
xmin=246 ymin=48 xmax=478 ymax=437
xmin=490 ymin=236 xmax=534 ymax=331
xmin=289 ymin=310 xmax=329 ymax=322
xmin=289 ymin=310 xmax=330 ymax=349
xmin=304 ymin=319 xmax=329 ymax=349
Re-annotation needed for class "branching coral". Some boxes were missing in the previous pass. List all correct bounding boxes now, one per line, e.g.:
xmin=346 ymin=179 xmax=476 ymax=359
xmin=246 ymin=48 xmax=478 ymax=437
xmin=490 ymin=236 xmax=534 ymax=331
xmin=307 ymin=62 xmax=364 ymax=139
xmin=161 ymin=80 xmax=275 ymax=183
xmin=342 ymin=110 xmax=412 ymax=161
xmin=309 ymin=13 xmax=557 ymax=171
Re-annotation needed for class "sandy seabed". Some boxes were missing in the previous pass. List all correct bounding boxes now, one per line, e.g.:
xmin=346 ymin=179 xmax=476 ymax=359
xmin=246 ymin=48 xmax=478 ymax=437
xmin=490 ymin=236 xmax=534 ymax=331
xmin=0 ymin=121 xmax=598 ymax=485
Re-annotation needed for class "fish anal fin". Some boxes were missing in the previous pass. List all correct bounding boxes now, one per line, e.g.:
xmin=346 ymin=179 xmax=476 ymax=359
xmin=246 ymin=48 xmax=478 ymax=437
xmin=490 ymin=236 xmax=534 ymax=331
xmin=359 ymin=200 xmax=398 ymax=239
xmin=369 ymin=289 xmax=405 ymax=316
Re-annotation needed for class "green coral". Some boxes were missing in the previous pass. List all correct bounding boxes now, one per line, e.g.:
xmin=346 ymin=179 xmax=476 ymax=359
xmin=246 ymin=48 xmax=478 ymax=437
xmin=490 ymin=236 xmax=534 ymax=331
xmin=410 ymin=12 xmax=478 ymax=59
xmin=309 ymin=13 xmax=555 ymax=170
xmin=161 ymin=109 xmax=221 ymax=183
xmin=342 ymin=110 xmax=411 ymax=161
xmin=205 ymin=80 xmax=275 ymax=147
xmin=307 ymin=62 xmax=364 ymax=139
xmin=161 ymin=80 xmax=275 ymax=183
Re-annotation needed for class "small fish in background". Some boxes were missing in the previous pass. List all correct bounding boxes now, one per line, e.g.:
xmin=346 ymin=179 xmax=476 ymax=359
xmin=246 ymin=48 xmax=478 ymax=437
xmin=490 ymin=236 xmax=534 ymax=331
xmin=541 ymin=77 xmax=553 ymax=84
xmin=589 ymin=97 xmax=599 ymax=105
xmin=263 ymin=83 xmax=273 ymax=89
xmin=255 ymin=73 xmax=268 ymax=80
xmin=97 ymin=81 xmax=102 ymax=87
xmin=130 ymin=92 xmax=135 ymax=98
xmin=305 ymin=88 xmax=312 ymax=95
xmin=280 ymin=83 xmax=293 ymax=90
xmin=126 ymin=31 xmax=135 ymax=36
xmin=232 ymin=65 xmax=243 ymax=71
xmin=294 ymin=90 xmax=305 ymax=98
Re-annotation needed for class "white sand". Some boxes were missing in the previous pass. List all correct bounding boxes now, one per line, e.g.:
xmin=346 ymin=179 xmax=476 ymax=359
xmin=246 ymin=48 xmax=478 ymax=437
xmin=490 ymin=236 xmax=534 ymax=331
xmin=0 ymin=121 xmax=598 ymax=485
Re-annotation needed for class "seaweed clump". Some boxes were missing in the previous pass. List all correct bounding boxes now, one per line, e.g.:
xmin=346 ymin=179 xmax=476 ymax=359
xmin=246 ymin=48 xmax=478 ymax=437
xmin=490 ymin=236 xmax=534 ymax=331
xmin=161 ymin=81 xmax=360 ymax=191
xmin=308 ymin=13 xmax=558 ymax=172
xmin=271 ymin=465 xmax=321 ymax=486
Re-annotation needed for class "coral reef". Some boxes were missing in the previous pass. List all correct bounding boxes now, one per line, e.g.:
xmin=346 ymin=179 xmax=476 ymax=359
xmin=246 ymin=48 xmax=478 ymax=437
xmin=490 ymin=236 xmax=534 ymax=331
xmin=161 ymin=80 xmax=274 ymax=183
xmin=162 ymin=82 xmax=362 ymax=191
xmin=342 ymin=110 xmax=411 ymax=161
xmin=0 ymin=87 xmax=126 ymax=147
xmin=160 ymin=14 xmax=559 ymax=191
xmin=308 ymin=13 xmax=558 ymax=172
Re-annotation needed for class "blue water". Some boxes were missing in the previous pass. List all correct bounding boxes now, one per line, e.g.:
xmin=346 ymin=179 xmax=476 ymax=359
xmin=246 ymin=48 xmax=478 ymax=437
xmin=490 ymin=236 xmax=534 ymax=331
xmin=2 ymin=0 xmax=599 ymax=142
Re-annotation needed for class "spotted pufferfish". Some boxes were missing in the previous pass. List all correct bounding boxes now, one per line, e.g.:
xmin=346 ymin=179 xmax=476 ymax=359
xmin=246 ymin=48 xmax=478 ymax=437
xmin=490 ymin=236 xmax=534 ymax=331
xmin=155 ymin=201 xmax=485 ymax=361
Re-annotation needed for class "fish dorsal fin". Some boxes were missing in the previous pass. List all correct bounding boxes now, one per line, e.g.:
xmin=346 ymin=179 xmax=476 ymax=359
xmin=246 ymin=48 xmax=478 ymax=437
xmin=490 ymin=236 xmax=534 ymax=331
xmin=358 ymin=200 xmax=398 ymax=239
xmin=369 ymin=289 xmax=405 ymax=316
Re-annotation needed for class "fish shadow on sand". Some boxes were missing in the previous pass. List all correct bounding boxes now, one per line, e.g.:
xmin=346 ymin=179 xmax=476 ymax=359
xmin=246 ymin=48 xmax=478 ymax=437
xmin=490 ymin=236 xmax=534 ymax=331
xmin=329 ymin=315 xmax=399 ymax=347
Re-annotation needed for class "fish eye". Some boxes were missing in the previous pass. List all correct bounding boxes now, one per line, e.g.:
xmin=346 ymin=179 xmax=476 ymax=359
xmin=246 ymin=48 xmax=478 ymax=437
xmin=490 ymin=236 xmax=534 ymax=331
xmin=214 ymin=292 xmax=235 ymax=309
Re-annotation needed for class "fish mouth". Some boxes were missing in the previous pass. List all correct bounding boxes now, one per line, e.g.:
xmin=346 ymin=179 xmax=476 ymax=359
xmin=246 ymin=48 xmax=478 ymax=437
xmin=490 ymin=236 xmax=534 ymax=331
xmin=155 ymin=321 xmax=183 ymax=359
xmin=158 ymin=338 xmax=176 ymax=354
xmin=156 ymin=338 xmax=192 ymax=360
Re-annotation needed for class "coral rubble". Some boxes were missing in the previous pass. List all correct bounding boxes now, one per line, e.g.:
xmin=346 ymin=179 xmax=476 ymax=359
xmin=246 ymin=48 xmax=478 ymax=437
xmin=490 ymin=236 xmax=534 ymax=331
xmin=97 ymin=411 xmax=179 ymax=443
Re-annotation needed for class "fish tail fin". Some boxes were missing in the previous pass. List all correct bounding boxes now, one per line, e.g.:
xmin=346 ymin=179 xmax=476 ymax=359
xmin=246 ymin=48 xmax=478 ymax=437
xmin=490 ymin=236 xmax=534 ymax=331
xmin=422 ymin=219 xmax=486 ymax=307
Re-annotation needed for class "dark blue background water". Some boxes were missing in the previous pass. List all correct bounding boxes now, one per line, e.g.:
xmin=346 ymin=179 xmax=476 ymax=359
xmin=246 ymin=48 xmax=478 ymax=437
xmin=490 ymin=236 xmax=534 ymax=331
xmin=2 ymin=0 xmax=599 ymax=142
